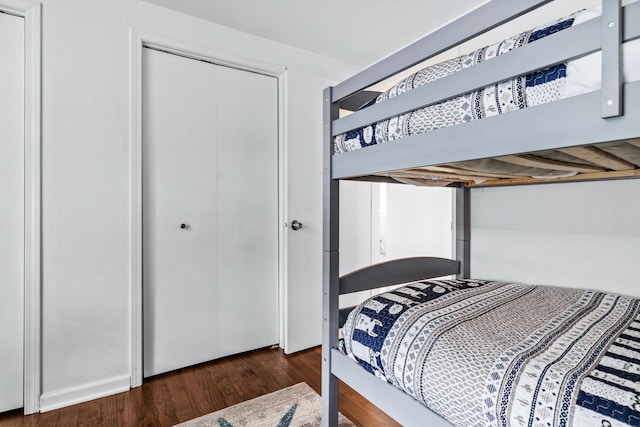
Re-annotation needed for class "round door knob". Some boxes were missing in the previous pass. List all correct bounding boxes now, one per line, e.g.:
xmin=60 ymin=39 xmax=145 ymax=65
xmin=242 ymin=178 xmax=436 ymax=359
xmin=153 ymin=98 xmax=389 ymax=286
xmin=291 ymin=220 xmax=303 ymax=231
xmin=180 ymin=223 xmax=187 ymax=229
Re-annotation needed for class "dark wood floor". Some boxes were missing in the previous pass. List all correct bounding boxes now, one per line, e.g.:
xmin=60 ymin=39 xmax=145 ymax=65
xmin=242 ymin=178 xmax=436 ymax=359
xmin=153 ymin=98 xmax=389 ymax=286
xmin=0 ymin=346 xmax=400 ymax=426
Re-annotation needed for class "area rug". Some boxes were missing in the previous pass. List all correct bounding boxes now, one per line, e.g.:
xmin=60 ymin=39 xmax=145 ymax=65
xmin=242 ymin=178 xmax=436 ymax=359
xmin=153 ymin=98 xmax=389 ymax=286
xmin=174 ymin=382 xmax=354 ymax=427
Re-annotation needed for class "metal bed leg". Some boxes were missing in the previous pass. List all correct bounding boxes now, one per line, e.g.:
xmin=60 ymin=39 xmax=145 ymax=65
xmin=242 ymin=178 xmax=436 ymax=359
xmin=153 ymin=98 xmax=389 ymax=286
xmin=322 ymin=251 xmax=339 ymax=427
xmin=323 ymin=87 xmax=340 ymax=426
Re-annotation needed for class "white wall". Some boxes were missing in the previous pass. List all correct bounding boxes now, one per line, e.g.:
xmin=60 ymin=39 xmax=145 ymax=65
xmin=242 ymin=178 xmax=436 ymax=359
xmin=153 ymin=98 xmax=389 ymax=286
xmin=33 ymin=0 xmax=358 ymax=410
xmin=471 ymin=180 xmax=640 ymax=297
xmin=376 ymin=184 xmax=453 ymax=262
xmin=339 ymin=180 xmax=374 ymax=308
xmin=340 ymin=181 xmax=373 ymax=275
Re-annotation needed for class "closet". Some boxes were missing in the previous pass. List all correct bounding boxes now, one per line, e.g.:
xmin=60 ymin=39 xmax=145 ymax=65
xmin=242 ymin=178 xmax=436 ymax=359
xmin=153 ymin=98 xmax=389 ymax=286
xmin=0 ymin=10 xmax=25 ymax=412
xmin=142 ymin=48 xmax=278 ymax=377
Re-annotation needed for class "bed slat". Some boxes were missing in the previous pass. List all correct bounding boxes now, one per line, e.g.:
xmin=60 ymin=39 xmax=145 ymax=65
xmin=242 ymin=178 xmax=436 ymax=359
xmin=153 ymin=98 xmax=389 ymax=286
xmin=418 ymin=165 xmax=522 ymax=179
xmin=376 ymin=169 xmax=510 ymax=183
xmin=496 ymin=154 xmax=606 ymax=173
xmin=468 ymin=168 xmax=640 ymax=187
xmin=559 ymin=146 xmax=636 ymax=171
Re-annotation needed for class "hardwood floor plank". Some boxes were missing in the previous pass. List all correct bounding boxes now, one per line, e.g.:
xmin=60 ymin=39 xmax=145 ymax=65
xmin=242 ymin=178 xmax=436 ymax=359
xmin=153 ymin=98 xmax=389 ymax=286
xmin=0 ymin=347 xmax=401 ymax=426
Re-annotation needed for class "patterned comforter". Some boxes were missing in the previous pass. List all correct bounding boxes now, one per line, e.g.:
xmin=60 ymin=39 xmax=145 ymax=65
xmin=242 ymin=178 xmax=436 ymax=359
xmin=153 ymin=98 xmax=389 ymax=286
xmin=334 ymin=14 xmax=578 ymax=154
xmin=343 ymin=279 xmax=640 ymax=426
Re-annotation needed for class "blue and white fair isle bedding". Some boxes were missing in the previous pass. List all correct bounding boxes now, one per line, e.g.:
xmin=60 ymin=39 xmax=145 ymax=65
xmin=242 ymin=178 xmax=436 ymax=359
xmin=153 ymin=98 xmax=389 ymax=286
xmin=343 ymin=279 xmax=640 ymax=427
xmin=334 ymin=5 xmax=640 ymax=155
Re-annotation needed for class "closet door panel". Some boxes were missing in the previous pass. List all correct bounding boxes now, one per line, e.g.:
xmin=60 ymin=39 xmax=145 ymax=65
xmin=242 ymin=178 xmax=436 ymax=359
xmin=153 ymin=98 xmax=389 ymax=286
xmin=142 ymin=48 xmax=220 ymax=377
xmin=0 ymin=12 xmax=25 ymax=412
xmin=217 ymin=67 xmax=279 ymax=357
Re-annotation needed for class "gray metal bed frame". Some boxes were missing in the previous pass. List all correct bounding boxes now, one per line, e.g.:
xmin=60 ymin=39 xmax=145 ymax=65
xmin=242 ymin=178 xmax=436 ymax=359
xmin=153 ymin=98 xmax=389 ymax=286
xmin=322 ymin=0 xmax=640 ymax=425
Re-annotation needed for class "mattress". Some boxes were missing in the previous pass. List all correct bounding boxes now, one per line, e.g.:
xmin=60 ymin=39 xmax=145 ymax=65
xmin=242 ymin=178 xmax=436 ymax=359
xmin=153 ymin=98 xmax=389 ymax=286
xmin=343 ymin=279 xmax=640 ymax=426
xmin=334 ymin=5 xmax=640 ymax=156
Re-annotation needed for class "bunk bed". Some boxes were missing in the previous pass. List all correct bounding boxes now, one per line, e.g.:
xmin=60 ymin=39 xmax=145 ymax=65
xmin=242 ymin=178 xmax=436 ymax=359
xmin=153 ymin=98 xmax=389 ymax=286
xmin=322 ymin=0 xmax=640 ymax=426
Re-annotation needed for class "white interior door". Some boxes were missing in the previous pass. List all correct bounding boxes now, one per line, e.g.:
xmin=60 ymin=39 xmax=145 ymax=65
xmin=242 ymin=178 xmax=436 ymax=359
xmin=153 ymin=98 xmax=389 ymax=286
xmin=0 ymin=11 xmax=25 ymax=412
xmin=216 ymin=65 xmax=279 ymax=358
xmin=142 ymin=48 xmax=278 ymax=377
xmin=143 ymin=48 xmax=220 ymax=377
xmin=283 ymin=76 xmax=325 ymax=353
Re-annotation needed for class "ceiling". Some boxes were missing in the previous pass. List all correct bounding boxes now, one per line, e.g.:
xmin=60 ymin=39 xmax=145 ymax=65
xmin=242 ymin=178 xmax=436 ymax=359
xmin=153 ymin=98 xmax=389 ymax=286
xmin=141 ymin=0 xmax=486 ymax=67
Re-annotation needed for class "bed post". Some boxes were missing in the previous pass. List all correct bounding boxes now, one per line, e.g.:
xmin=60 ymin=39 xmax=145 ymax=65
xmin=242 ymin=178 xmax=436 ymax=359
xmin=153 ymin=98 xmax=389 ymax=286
xmin=455 ymin=186 xmax=470 ymax=279
xmin=601 ymin=0 xmax=622 ymax=118
xmin=322 ymin=86 xmax=340 ymax=427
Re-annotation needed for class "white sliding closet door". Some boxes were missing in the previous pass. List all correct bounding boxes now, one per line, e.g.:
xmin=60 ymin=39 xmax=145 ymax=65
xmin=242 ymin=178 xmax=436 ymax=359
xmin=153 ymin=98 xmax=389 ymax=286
xmin=0 ymin=11 xmax=25 ymax=412
xmin=142 ymin=48 xmax=278 ymax=377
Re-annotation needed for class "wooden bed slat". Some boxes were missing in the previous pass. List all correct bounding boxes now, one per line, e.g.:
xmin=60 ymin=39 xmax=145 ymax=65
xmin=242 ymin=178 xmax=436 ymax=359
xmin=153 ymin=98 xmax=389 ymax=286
xmin=558 ymin=146 xmax=636 ymax=170
xmin=392 ymin=177 xmax=454 ymax=186
xmin=627 ymin=139 xmax=640 ymax=149
xmin=496 ymin=154 xmax=606 ymax=173
xmin=370 ymin=162 xmax=640 ymax=188
xmin=377 ymin=169 xmax=488 ymax=183
xmin=367 ymin=142 xmax=640 ymax=186
xmin=468 ymin=168 xmax=640 ymax=187
xmin=418 ymin=165 xmax=521 ymax=179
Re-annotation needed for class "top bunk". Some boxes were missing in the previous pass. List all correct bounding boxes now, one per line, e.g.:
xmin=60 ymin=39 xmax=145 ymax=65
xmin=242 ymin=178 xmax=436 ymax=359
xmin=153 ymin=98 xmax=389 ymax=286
xmin=324 ymin=0 xmax=640 ymax=187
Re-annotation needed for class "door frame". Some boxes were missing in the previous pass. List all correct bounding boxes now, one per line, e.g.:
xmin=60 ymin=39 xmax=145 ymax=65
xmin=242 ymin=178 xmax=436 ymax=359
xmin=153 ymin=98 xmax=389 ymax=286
xmin=0 ymin=0 xmax=42 ymax=415
xmin=129 ymin=30 xmax=287 ymax=387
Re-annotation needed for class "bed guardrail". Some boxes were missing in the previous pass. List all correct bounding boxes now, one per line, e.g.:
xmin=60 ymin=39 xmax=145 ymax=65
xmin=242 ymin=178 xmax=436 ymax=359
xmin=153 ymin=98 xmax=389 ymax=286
xmin=333 ymin=0 xmax=638 ymax=138
xmin=332 ymin=0 xmax=556 ymax=101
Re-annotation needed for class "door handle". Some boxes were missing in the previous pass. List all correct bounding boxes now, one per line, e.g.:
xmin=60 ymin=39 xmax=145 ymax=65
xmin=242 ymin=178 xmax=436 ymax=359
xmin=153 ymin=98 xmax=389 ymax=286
xmin=290 ymin=220 xmax=303 ymax=231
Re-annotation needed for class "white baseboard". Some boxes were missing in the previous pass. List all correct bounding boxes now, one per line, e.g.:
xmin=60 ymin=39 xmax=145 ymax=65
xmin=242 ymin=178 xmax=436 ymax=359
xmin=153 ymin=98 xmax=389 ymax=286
xmin=39 ymin=374 xmax=131 ymax=412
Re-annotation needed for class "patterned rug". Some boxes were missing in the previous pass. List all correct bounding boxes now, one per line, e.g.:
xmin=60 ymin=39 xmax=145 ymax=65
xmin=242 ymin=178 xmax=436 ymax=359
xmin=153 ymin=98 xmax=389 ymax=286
xmin=174 ymin=383 xmax=354 ymax=427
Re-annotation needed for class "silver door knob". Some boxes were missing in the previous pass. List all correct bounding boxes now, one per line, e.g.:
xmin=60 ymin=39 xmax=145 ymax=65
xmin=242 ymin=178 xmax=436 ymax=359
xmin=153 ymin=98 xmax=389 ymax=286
xmin=290 ymin=220 xmax=303 ymax=231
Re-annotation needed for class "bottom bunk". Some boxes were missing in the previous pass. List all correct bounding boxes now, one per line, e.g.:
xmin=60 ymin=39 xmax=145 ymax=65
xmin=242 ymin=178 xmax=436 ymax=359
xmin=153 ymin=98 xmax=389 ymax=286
xmin=327 ymin=258 xmax=640 ymax=427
